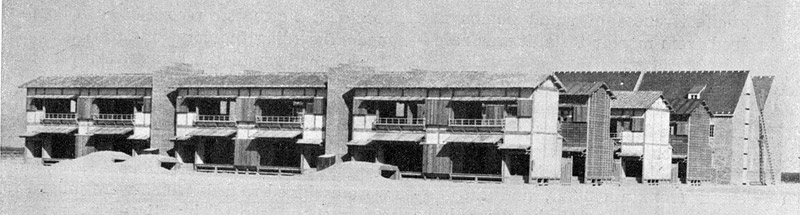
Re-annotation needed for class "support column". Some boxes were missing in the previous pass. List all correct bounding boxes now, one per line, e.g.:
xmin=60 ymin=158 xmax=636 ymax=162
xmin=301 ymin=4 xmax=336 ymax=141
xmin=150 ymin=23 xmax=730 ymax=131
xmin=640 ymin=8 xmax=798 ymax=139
xmin=74 ymin=134 xmax=94 ymax=158
xmin=24 ymin=138 xmax=39 ymax=159
xmin=234 ymin=138 xmax=258 ymax=166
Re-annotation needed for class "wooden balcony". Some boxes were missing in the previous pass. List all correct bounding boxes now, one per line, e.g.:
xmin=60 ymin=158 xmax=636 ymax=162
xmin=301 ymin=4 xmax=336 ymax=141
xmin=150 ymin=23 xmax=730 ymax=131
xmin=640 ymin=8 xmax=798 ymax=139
xmin=256 ymin=116 xmax=303 ymax=129
xmin=448 ymin=119 xmax=504 ymax=133
xmin=93 ymin=114 xmax=134 ymax=126
xmin=41 ymin=113 xmax=77 ymax=125
xmin=373 ymin=117 xmax=425 ymax=131
xmin=195 ymin=115 xmax=235 ymax=127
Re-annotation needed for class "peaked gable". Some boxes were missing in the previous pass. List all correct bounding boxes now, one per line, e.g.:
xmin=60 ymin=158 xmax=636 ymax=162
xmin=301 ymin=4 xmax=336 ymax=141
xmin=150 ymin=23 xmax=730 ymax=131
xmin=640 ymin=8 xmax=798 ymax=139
xmin=752 ymin=76 xmax=774 ymax=112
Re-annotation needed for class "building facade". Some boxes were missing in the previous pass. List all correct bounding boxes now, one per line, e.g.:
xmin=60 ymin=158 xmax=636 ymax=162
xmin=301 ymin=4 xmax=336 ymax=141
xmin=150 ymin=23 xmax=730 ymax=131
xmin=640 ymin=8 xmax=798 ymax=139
xmin=557 ymin=82 xmax=615 ymax=184
xmin=339 ymin=70 xmax=563 ymax=184
xmin=610 ymin=91 xmax=671 ymax=184
xmin=668 ymin=99 xmax=713 ymax=185
xmin=20 ymin=74 xmax=153 ymax=164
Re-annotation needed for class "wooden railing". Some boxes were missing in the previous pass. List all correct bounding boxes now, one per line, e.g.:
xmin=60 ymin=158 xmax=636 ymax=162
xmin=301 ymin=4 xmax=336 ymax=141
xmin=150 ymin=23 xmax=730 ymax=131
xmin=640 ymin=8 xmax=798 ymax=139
xmin=93 ymin=114 xmax=134 ymax=121
xmin=196 ymin=115 xmax=232 ymax=122
xmin=256 ymin=116 xmax=303 ymax=124
xmin=374 ymin=117 xmax=425 ymax=126
xmin=448 ymin=119 xmax=505 ymax=127
xmin=44 ymin=113 xmax=76 ymax=120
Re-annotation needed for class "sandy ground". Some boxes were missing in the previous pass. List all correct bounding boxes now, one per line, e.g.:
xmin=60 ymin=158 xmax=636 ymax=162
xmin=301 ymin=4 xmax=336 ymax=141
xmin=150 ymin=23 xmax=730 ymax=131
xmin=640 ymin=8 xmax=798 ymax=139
xmin=1 ymin=155 xmax=799 ymax=215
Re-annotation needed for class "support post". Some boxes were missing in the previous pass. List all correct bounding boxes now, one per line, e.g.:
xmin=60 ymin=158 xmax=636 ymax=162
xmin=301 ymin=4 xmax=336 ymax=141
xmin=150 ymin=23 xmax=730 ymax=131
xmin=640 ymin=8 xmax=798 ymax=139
xmin=502 ymin=153 xmax=512 ymax=178
xmin=42 ymin=135 xmax=53 ymax=159
xmin=195 ymin=140 xmax=205 ymax=165
xmin=74 ymin=134 xmax=94 ymax=158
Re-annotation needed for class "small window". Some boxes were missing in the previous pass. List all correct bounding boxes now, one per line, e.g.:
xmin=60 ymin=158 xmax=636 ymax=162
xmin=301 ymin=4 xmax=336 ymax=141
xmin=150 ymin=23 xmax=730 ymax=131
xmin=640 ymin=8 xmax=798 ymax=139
xmin=688 ymin=94 xmax=700 ymax=99
xmin=709 ymin=125 xmax=715 ymax=137
xmin=559 ymin=107 xmax=574 ymax=122
xmin=506 ymin=105 xmax=518 ymax=117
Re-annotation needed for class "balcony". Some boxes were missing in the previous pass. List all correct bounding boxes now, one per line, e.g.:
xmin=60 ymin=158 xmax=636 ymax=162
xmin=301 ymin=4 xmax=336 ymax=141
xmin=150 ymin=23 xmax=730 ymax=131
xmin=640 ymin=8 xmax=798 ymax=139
xmin=373 ymin=117 xmax=425 ymax=131
xmin=195 ymin=115 xmax=235 ymax=127
xmin=42 ymin=113 xmax=77 ymax=124
xmin=448 ymin=119 xmax=504 ymax=133
xmin=256 ymin=116 xmax=303 ymax=129
xmin=93 ymin=114 xmax=135 ymax=126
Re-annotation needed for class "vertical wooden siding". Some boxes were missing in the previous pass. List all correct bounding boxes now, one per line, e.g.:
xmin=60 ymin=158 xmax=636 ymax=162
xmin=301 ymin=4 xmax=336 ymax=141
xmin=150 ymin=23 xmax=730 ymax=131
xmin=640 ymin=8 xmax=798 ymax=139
xmin=687 ymin=107 xmax=713 ymax=181
xmin=422 ymin=144 xmax=452 ymax=174
xmin=585 ymin=89 xmax=614 ymax=180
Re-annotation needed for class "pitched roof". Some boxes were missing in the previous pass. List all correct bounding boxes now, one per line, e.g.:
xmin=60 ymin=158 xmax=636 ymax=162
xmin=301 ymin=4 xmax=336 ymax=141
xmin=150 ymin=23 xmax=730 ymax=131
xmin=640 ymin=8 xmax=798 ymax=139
xmin=638 ymin=71 xmax=749 ymax=115
xmin=668 ymin=98 xmax=711 ymax=115
xmin=19 ymin=74 xmax=152 ymax=88
xmin=752 ymin=76 xmax=774 ymax=112
xmin=348 ymin=70 xmax=561 ymax=89
xmin=610 ymin=91 xmax=666 ymax=109
xmin=176 ymin=72 xmax=327 ymax=88
xmin=554 ymin=71 xmax=641 ymax=91
xmin=561 ymin=82 xmax=615 ymax=98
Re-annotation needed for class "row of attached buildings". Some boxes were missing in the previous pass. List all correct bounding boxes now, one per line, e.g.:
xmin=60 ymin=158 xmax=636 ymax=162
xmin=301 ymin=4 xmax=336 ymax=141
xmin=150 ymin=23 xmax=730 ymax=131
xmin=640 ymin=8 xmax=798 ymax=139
xmin=19 ymin=66 xmax=777 ymax=185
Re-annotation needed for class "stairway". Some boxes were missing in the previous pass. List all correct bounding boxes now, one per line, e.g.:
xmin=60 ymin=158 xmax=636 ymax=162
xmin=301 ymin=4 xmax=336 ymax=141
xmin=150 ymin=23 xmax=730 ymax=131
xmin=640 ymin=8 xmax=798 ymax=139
xmin=758 ymin=113 xmax=776 ymax=185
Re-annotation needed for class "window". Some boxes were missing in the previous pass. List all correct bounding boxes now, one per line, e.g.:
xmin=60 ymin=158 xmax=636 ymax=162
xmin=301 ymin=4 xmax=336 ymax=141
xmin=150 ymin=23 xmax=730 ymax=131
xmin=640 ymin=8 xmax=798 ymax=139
xmin=688 ymin=94 xmax=699 ymax=99
xmin=559 ymin=107 xmax=573 ymax=122
xmin=709 ymin=125 xmax=715 ymax=137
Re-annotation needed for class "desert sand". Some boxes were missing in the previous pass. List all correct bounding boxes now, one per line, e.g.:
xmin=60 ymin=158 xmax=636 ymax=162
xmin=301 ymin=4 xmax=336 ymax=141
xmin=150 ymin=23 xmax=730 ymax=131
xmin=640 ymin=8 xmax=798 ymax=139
xmin=1 ymin=153 xmax=799 ymax=214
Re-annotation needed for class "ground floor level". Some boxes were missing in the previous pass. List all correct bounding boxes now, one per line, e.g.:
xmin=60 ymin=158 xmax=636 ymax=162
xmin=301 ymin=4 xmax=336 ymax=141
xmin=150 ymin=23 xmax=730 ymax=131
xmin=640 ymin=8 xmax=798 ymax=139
xmin=173 ymin=136 xmax=323 ymax=174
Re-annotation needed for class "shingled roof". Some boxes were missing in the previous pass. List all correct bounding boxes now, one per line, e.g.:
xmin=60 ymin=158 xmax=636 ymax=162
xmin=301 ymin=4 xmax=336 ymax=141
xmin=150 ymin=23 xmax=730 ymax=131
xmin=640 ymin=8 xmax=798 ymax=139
xmin=638 ymin=71 xmax=749 ymax=115
xmin=20 ymin=74 xmax=152 ymax=88
xmin=668 ymin=98 xmax=711 ymax=115
xmin=610 ymin=91 xmax=666 ymax=109
xmin=175 ymin=72 xmax=327 ymax=88
xmin=554 ymin=71 xmax=641 ymax=91
xmin=752 ymin=76 xmax=774 ymax=112
xmin=561 ymin=82 xmax=615 ymax=98
xmin=348 ymin=70 xmax=562 ymax=89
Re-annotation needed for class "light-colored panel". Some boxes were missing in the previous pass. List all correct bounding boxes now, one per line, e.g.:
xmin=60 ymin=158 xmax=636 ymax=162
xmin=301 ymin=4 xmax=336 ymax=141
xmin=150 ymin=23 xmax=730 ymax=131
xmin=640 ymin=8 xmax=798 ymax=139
xmin=143 ymin=113 xmax=151 ymax=126
xmin=27 ymin=112 xmax=37 ymax=123
xmin=364 ymin=115 xmax=377 ymax=130
xmin=621 ymin=145 xmax=644 ymax=156
xmin=302 ymin=130 xmax=323 ymax=140
xmin=176 ymin=113 xmax=188 ymax=126
xmin=176 ymin=128 xmax=193 ymax=137
xmin=314 ymin=115 xmax=324 ymax=128
xmin=353 ymin=116 xmax=366 ymax=129
xmin=504 ymin=117 xmax=518 ymax=132
xmin=529 ymin=133 xmax=561 ymax=179
xmin=134 ymin=112 xmax=145 ymax=125
xmin=518 ymin=118 xmax=532 ymax=132
xmin=425 ymin=132 xmax=440 ymax=144
xmin=133 ymin=127 xmax=150 ymax=136
xmin=352 ymin=131 xmax=375 ymax=141
xmin=303 ymin=114 xmax=315 ymax=129
xmin=643 ymin=143 xmax=672 ymax=180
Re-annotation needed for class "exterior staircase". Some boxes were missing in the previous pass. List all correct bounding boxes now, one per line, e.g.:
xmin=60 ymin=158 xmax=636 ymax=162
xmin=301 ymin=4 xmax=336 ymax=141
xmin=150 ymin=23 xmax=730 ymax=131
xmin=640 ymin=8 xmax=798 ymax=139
xmin=758 ymin=113 xmax=776 ymax=185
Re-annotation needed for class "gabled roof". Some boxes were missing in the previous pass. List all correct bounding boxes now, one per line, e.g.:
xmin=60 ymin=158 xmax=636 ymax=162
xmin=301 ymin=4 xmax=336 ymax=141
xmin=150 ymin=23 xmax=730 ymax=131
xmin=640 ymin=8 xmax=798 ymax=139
xmin=176 ymin=72 xmax=327 ymax=88
xmin=638 ymin=71 xmax=749 ymax=115
xmin=554 ymin=71 xmax=641 ymax=91
xmin=688 ymin=84 xmax=707 ymax=94
xmin=610 ymin=91 xmax=667 ymax=109
xmin=561 ymin=82 xmax=615 ymax=98
xmin=348 ymin=70 xmax=562 ymax=89
xmin=19 ymin=74 xmax=152 ymax=88
xmin=668 ymin=98 xmax=711 ymax=115
xmin=752 ymin=76 xmax=774 ymax=112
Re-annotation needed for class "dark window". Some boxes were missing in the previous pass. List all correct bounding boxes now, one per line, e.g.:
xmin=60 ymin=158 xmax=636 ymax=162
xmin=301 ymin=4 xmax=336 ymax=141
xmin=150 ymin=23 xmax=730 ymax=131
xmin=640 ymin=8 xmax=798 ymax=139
xmin=709 ymin=125 xmax=715 ymax=137
xmin=559 ymin=107 xmax=574 ymax=122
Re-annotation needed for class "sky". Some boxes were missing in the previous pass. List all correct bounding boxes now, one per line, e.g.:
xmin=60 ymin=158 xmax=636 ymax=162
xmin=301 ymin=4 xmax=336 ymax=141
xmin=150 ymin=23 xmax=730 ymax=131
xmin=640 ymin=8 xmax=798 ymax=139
xmin=2 ymin=0 xmax=799 ymax=171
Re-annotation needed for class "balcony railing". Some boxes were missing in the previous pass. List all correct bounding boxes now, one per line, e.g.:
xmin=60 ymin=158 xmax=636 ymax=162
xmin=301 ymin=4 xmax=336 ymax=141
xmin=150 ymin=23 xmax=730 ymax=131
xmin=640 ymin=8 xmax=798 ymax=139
xmin=374 ymin=117 xmax=425 ymax=126
xmin=93 ymin=114 xmax=134 ymax=121
xmin=196 ymin=115 xmax=232 ymax=122
xmin=448 ymin=119 xmax=505 ymax=127
xmin=44 ymin=113 xmax=76 ymax=120
xmin=610 ymin=133 xmax=620 ymax=139
xmin=256 ymin=116 xmax=303 ymax=124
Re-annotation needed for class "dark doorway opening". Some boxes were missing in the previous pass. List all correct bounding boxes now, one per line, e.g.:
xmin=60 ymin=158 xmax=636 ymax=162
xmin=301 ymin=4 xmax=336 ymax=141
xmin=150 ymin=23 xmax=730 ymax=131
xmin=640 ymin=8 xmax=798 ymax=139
xmin=203 ymin=137 xmax=235 ymax=165
xmin=50 ymin=134 xmax=75 ymax=159
xmin=380 ymin=142 xmax=423 ymax=172
xmin=451 ymin=143 xmax=501 ymax=175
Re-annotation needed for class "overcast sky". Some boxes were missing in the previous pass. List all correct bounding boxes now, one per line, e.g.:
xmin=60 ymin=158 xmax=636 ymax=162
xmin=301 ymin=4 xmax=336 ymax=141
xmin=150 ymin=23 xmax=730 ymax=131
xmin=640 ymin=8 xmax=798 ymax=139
xmin=2 ymin=0 xmax=799 ymax=170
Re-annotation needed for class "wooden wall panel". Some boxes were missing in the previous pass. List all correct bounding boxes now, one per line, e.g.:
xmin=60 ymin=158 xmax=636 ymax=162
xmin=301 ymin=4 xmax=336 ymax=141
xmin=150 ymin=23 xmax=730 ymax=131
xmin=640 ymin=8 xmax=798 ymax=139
xmin=234 ymin=139 xmax=260 ymax=166
xmin=481 ymin=89 xmax=505 ymax=97
xmin=143 ymin=98 xmax=152 ymax=113
xmin=404 ymin=89 xmax=426 ymax=97
xmin=62 ymin=88 xmax=80 ymax=95
xmin=453 ymin=89 xmax=479 ymax=97
xmin=236 ymin=97 xmax=257 ymax=122
xmin=687 ymin=106 xmax=712 ymax=181
xmin=117 ymin=88 xmax=135 ymax=95
xmin=219 ymin=88 xmax=238 ymax=96
xmin=585 ymin=88 xmax=613 ymax=180
xmin=45 ymin=88 xmax=62 ymax=95
xmin=76 ymin=97 xmax=94 ymax=120
xmin=517 ymin=99 xmax=533 ymax=117
xmin=199 ymin=88 xmax=217 ymax=96
xmin=422 ymin=144 xmax=452 ymax=174
xmin=424 ymin=99 xmax=450 ymax=126
xmin=313 ymin=98 xmax=325 ymax=115
xmin=378 ymin=88 xmax=402 ymax=96
xmin=261 ymin=88 xmax=281 ymax=96
xmin=283 ymin=88 xmax=305 ymax=96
